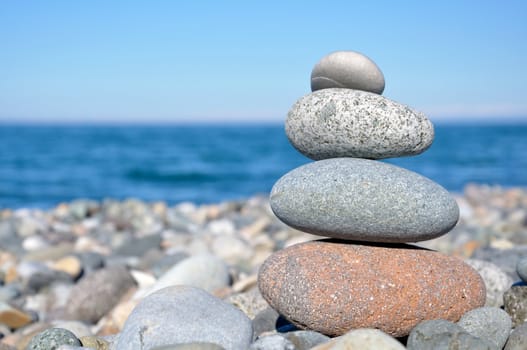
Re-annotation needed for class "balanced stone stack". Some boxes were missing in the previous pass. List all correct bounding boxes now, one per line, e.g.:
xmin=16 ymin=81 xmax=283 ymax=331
xmin=258 ymin=51 xmax=487 ymax=337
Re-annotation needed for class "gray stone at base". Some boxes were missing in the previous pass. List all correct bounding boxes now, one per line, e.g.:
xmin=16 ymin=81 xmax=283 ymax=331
xmin=114 ymin=286 xmax=253 ymax=350
xmin=504 ymin=321 xmax=527 ymax=350
xmin=407 ymin=320 xmax=494 ymax=350
xmin=516 ymin=256 xmax=527 ymax=282
xmin=270 ymin=158 xmax=459 ymax=243
xmin=151 ymin=344 xmax=225 ymax=350
xmin=458 ymin=306 xmax=512 ymax=350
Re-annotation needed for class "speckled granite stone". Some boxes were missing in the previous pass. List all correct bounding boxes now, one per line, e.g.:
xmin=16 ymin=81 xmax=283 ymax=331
xmin=504 ymin=285 xmax=527 ymax=327
xmin=26 ymin=328 xmax=82 ymax=350
xmin=258 ymin=240 xmax=486 ymax=337
xmin=285 ymin=89 xmax=433 ymax=160
xmin=311 ymin=51 xmax=385 ymax=94
xmin=465 ymin=259 xmax=513 ymax=307
xmin=270 ymin=158 xmax=459 ymax=243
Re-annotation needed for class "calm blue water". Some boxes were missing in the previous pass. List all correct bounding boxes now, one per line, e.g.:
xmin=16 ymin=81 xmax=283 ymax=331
xmin=1 ymin=124 xmax=526 ymax=209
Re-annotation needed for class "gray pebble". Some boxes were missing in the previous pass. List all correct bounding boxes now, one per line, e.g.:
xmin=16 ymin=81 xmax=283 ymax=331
xmin=151 ymin=344 xmax=225 ymax=350
xmin=114 ymin=286 xmax=253 ymax=350
xmin=465 ymin=259 xmax=513 ymax=307
xmin=226 ymin=288 xmax=270 ymax=320
xmin=142 ymin=254 xmax=230 ymax=297
xmin=270 ymin=158 xmax=459 ymax=242
xmin=252 ymin=308 xmax=281 ymax=336
xmin=249 ymin=334 xmax=295 ymax=350
xmin=0 ymin=284 xmax=21 ymax=302
xmin=504 ymin=321 xmax=527 ymax=350
xmin=284 ymin=331 xmax=330 ymax=350
xmin=114 ymin=233 xmax=162 ymax=257
xmin=472 ymin=246 xmax=527 ymax=280
xmin=26 ymin=328 xmax=82 ymax=350
xmin=517 ymin=256 xmax=527 ymax=283
xmin=504 ymin=285 xmax=527 ymax=327
xmin=316 ymin=328 xmax=405 ymax=349
xmin=311 ymin=50 xmax=385 ymax=94
xmin=458 ymin=306 xmax=512 ymax=350
xmin=65 ymin=266 xmax=136 ymax=323
xmin=285 ymin=88 xmax=433 ymax=160
xmin=407 ymin=319 xmax=465 ymax=349
xmin=74 ymin=252 xmax=105 ymax=274
xmin=407 ymin=319 xmax=494 ymax=350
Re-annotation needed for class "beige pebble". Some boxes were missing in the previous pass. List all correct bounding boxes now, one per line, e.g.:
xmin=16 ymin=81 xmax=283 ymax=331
xmin=52 ymin=256 xmax=82 ymax=278
xmin=0 ymin=302 xmax=33 ymax=329
xmin=80 ymin=336 xmax=110 ymax=350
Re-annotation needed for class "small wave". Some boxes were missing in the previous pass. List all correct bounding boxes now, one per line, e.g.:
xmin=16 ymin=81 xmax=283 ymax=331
xmin=126 ymin=168 xmax=238 ymax=184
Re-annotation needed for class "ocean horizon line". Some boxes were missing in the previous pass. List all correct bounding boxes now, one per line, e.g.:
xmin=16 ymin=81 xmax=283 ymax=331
xmin=1 ymin=116 xmax=527 ymax=127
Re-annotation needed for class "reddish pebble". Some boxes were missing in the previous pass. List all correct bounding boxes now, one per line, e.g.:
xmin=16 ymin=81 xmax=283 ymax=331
xmin=258 ymin=240 xmax=486 ymax=337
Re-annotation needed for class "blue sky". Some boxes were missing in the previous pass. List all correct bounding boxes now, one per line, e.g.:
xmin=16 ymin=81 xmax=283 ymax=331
xmin=1 ymin=1 xmax=526 ymax=124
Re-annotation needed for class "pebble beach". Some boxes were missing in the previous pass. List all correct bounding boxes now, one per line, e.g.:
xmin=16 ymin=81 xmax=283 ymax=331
xmin=0 ymin=184 xmax=526 ymax=349
xmin=2 ymin=49 xmax=527 ymax=349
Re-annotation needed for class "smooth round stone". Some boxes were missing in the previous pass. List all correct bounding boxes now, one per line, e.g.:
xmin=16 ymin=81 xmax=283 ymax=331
xmin=465 ymin=259 xmax=513 ymax=307
xmin=252 ymin=307 xmax=281 ymax=336
xmin=458 ymin=306 xmax=512 ymax=350
xmin=407 ymin=322 xmax=493 ymax=350
xmin=311 ymin=51 xmax=385 ymax=94
xmin=249 ymin=334 xmax=295 ymax=350
xmin=141 ymin=254 xmax=230 ymax=297
xmin=65 ymin=266 xmax=136 ymax=323
xmin=504 ymin=321 xmax=527 ymax=350
xmin=311 ymin=328 xmax=405 ymax=350
xmin=115 ymin=286 xmax=253 ymax=350
xmin=151 ymin=344 xmax=225 ymax=350
xmin=285 ymin=89 xmax=434 ymax=160
xmin=258 ymin=240 xmax=486 ymax=337
xmin=407 ymin=319 xmax=465 ymax=349
xmin=26 ymin=328 xmax=82 ymax=350
xmin=284 ymin=331 xmax=330 ymax=350
xmin=516 ymin=256 xmax=527 ymax=282
xmin=0 ymin=301 xmax=33 ymax=329
xmin=270 ymin=158 xmax=459 ymax=243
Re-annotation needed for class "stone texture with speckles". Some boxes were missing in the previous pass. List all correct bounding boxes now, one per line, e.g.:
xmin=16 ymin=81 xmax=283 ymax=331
xmin=311 ymin=51 xmax=385 ymax=94
xmin=113 ymin=286 xmax=253 ymax=350
xmin=270 ymin=158 xmax=459 ymax=243
xmin=285 ymin=88 xmax=434 ymax=160
xmin=258 ymin=240 xmax=486 ymax=337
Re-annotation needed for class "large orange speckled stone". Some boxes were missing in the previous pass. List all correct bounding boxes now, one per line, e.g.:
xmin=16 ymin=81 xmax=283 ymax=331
xmin=258 ymin=240 xmax=486 ymax=337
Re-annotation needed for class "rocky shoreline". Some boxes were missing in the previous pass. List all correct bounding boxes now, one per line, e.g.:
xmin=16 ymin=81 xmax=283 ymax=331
xmin=0 ymin=184 xmax=526 ymax=349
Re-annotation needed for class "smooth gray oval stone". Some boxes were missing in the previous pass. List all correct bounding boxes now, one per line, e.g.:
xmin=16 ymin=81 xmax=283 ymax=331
xmin=458 ymin=306 xmax=512 ymax=350
xmin=311 ymin=51 xmax=385 ymax=94
xmin=270 ymin=158 xmax=459 ymax=242
xmin=114 ymin=286 xmax=253 ymax=350
xmin=516 ymin=256 xmax=527 ymax=282
xmin=505 ymin=321 xmax=527 ymax=350
xmin=286 ymin=88 xmax=434 ymax=160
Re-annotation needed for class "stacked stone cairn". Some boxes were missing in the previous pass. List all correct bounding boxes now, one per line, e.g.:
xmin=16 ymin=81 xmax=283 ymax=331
xmin=258 ymin=50 xmax=487 ymax=338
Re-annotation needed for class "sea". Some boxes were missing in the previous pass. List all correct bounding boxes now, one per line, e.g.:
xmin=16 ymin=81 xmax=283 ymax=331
xmin=1 ymin=123 xmax=526 ymax=209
